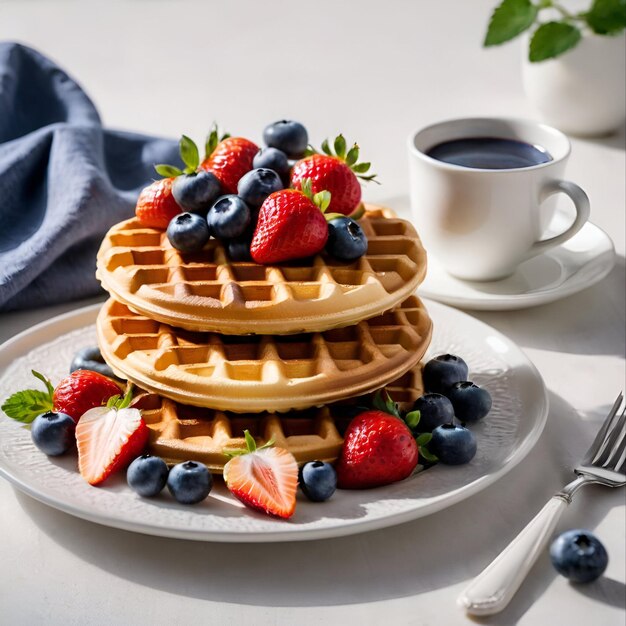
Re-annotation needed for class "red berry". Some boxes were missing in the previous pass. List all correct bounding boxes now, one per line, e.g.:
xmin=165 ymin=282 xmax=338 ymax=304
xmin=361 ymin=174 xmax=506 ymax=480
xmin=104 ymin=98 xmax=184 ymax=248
xmin=135 ymin=178 xmax=181 ymax=229
xmin=200 ymin=137 xmax=258 ymax=194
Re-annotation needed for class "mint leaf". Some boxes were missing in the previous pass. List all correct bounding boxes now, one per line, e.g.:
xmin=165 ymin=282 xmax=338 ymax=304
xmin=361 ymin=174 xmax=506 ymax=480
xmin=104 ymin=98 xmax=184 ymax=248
xmin=586 ymin=0 xmax=626 ymax=34
xmin=154 ymin=164 xmax=183 ymax=178
xmin=485 ymin=0 xmax=538 ymax=46
xmin=179 ymin=135 xmax=200 ymax=172
xmin=529 ymin=21 xmax=581 ymax=61
xmin=2 ymin=389 xmax=54 ymax=423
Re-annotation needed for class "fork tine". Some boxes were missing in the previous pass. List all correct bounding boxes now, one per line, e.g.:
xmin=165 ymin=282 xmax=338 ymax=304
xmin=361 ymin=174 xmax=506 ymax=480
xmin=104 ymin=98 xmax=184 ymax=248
xmin=599 ymin=406 xmax=626 ymax=471
xmin=585 ymin=392 xmax=624 ymax=464
xmin=615 ymin=435 xmax=626 ymax=473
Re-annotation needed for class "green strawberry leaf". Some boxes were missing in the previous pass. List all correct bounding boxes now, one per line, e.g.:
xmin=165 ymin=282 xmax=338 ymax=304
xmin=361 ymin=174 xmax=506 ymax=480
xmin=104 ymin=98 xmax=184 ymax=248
xmin=416 ymin=432 xmax=432 ymax=447
xmin=334 ymin=134 xmax=347 ymax=159
xmin=155 ymin=164 xmax=183 ymax=178
xmin=321 ymin=139 xmax=332 ymax=156
xmin=313 ymin=190 xmax=331 ymax=212
xmin=419 ymin=447 xmax=438 ymax=463
xmin=405 ymin=410 xmax=421 ymax=429
xmin=300 ymin=177 xmax=313 ymax=200
xmin=345 ymin=144 xmax=360 ymax=167
xmin=484 ymin=0 xmax=538 ymax=46
xmin=179 ymin=135 xmax=200 ymax=172
xmin=106 ymin=384 xmax=134 ymax=411
xmin=529 ymin=21 xmax=581 ymax=61
xmin=303 ymin=144 xmax=317 ymax=157
xmin=372 ymin=390 xmax=401 ymax=419
xmin=324 ymin=212 xmax=345 ymax=221
xmin=106 ymin=394 xmax=121 ymax=409
xmin=31 ymin=370 xmax=54 ymax=398
xmin=586 ymin=0 xmax=626 ymax=34
xmin=1 ymin=389 xmax=54 ymax=423
xmin=352 ymin=162 xmax=371 ymax=174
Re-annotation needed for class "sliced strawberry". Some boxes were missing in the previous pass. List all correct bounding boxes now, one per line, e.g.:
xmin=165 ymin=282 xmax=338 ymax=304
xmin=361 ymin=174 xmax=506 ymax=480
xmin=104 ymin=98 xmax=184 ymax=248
xmin=135 ymin=177 xmax=181 ymax=229
xmin=53 ymin=370 xmax=122 ymax=423
xmin=76 ymin=397 xmax=148 ymax=486
xmin=223 ymin=431 xmax=298 ymax=519
xmin=200 ymin=137 xmax=258 ymax=194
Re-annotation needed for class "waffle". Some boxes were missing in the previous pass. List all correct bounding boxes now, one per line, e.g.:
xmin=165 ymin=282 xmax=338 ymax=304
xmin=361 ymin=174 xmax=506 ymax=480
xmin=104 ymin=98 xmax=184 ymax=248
xmin=97 ymin=295 xmax=432 ymax=413
xmin=96 ymin=205 xmax=427 ymax=335
xmin=131 ymin=364 xmax=425 ymax=473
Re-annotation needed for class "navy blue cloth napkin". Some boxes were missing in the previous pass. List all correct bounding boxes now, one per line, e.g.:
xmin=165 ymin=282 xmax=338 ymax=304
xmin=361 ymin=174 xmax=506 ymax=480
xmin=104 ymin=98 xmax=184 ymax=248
xmin=0 ymin=42 xmax=181 ymax=311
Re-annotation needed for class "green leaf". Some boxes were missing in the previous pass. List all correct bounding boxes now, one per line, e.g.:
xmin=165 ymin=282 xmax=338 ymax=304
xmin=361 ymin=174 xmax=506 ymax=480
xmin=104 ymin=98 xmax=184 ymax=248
xmin=321 ymin=139 xmax=332 ymax=156
xmin=405 ymin=410 xmax=421 ymax=429
xmin=31 ymin=370 xmax=54 ymax=398
xmin=179 ymin=135 xmax=200 ymax=172
xmin=586 ymin=0 xmax=626 ymax=34
xmin=371 ymin=390 xmax=400 ymax=418
xmin=419 ymin=447 xmax=438 ymax=463
xmin=529 ymin=21 xmax=581 ymax=61
xmin=416 ymin=432 xmax=432 ymax=446
xmin=324 ymin=212 xmax=345 ymax=221
xmin=244 ymin=429 xmax=257 ymax=452
xmin=1 ymin=389 xmax=54 ymax=423
xmin=484 ymin=0 xmax=538 ymax=46
xmin=205 ymin=127 xmax=219 ymax=158
xmin=106 ymin=394 xmax=120 ymax=409
xmin=303 ymin=144 xmax=317 ymax=157
xmin=154 ymin=164 xmax=183 ymax=178
xmin=313 ymin=190 xmax=331 ymax=212
xmin=334 ymin=134 xmax=347 ymax=159
xmin=300 ymin=177 xmax=313 ymax=199
xmin=345 ymin=144 xmax=360 ymax=167
xmin=352 ymin=162 xmax=371 ymax=174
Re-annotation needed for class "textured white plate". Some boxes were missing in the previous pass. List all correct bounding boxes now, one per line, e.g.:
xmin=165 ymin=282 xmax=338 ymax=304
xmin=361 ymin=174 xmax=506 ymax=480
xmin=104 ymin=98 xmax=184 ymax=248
xmin=0 ymin=301 xmax=548 ymax=542
xmin=418 ymin=222 xmax=615 ymax=311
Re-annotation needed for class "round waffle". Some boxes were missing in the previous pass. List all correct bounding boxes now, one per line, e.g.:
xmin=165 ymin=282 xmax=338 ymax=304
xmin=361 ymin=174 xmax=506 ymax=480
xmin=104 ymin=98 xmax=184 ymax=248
xmin=97 ymin=296 xmax=432 ymax=413
xmin=96 ymin=205 xmax=427 ymax=335
xmin=131 ymin=364 xmax=425 ymax=473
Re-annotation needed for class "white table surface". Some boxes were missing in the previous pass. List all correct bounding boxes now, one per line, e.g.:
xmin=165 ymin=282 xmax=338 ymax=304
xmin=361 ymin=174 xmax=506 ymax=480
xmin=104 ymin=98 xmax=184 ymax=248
xmin=0 ymin=1 xmax=624 ymax=625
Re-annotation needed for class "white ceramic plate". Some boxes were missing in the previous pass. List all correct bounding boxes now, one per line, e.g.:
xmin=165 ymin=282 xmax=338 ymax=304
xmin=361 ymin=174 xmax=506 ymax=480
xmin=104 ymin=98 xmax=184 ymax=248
xmin=418 ymin=222 xmax=615 ymax=311
xmin=0 ymin=301 xmax=548 ymax=542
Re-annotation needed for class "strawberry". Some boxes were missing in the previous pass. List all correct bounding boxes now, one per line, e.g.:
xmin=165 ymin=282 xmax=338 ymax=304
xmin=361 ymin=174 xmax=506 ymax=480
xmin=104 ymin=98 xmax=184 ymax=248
xmin=335 ymin=408 xmax=418 ymax=489
xmin=223 ymin=430 xmax=298 ymax=519
xmin=250 ymin=181 xmax=330 ymax=264
xmin=135 ymin=177 xmax=181 ymax=229
xmin=76 ymin=389 xmax=148 ymax=485
xmin=200 ymin=127 xmax=258 ymax=194
xmin=291 ymin=134 xmax=377 ymax=216
xmin=1 ymin=370 xmax=122 ymax=425
xmin=53 ymin=370 xmax=122 ymax=423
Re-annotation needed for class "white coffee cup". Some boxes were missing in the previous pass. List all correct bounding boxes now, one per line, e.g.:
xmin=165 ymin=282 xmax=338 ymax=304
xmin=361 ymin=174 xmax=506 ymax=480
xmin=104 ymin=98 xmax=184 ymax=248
xmin=407 ymin=118 xmax=590 ymax=281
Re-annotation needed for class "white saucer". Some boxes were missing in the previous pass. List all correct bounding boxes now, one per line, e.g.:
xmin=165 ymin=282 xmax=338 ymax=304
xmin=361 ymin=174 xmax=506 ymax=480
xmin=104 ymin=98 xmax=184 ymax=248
xmin=418 ymin=221 xmax=615 ymax=311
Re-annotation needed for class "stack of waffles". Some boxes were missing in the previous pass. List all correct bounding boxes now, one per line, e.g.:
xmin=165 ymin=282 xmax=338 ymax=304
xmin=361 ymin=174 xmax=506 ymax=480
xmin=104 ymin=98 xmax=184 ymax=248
xmin=95 ymin=205 xmax=433 ymax=472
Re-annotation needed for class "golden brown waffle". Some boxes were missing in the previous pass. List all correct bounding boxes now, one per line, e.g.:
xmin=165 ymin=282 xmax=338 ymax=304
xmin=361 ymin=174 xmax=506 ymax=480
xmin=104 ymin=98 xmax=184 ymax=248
xmin=97 ymin=296 xmax=432 ymax=413
xmin=131 ymin=364 xmax=425 ymax=473
xmin=96 ymin=205 xmax=427 ymax=335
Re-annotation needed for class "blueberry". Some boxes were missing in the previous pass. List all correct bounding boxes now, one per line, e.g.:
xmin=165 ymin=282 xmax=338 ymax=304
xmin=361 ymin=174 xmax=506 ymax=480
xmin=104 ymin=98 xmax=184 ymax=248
xmin=207 ymin=195 xmax=251 ymax=239
xmin=550 ymin=530 xmax=608 ymax=583
xmin=429 ymin=423 xmax=476 ymax=465
xmin=227 ymin=238 xmax=253 ymax=262
xmin=31 ymin=411 xmax=76 ymax=456
xmin=70 ymin=345 xmax=116 ymax=379
xmin=412 ymin=393 xmax=455 ymax=433
xmin=237 ymin=168 xmax=283 ymax=209
xmin=299 ymin=461 xmax=337 ymax=502
xmin=326 ymin=217 xmax=368 ymax=261
xmin=167 ymin=212 xmax=211 ymax=253
xmin=167 ymin=460 xmax=212 ymax=504
xmin=252 ymin=147 xmax=290 ymax=179
xmin=263 ymin=120 xmax=309 ymax=159
xmin=127 ymin=454 xmax=169 ymax=497
xmin=423 ymin=354 xmax=469 ymax=394
xmin=172 ymin=170 xmax=222 ymax=213
xmin=446 ymin=381 xmax=492 ymax=423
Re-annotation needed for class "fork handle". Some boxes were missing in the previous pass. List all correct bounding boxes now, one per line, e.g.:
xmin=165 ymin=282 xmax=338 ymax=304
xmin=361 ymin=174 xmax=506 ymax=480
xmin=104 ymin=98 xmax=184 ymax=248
xmin=457 ymin=496 xmax=568 ymax=616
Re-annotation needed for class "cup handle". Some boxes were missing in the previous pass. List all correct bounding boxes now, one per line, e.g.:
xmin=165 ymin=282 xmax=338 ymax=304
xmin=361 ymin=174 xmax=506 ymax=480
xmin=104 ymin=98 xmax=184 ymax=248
xmin=527 ymin=180 xmax=590 ymax=258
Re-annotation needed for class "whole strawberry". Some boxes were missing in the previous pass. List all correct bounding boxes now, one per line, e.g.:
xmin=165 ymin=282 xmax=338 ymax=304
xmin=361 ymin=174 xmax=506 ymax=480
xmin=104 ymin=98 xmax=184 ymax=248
xmin=335 ymin=409 xmax=418 ymax=489
xmin=250 ymin=180 xmax=330 ymax=264
xmin=200 ymin=126 xmax=258 ymax=194
xmin=135 ymin=177 xmax=181 ymax=229
xmin=291 ymin=135 xmax=377 ymax=216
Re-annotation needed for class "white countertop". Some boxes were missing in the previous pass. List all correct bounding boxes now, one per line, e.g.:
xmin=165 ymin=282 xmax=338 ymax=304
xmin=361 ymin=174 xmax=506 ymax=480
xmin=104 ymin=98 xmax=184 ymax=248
xmin=0 ymin=1 xmax=624 ymax=625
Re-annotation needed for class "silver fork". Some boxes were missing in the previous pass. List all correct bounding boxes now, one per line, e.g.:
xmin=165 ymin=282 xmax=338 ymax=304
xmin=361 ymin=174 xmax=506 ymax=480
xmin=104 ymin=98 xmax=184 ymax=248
xmin=458 ymin=392 xmax=626 ymax=616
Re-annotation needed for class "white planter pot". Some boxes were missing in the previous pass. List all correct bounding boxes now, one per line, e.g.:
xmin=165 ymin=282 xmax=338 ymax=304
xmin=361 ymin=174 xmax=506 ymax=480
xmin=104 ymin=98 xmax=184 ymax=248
xmin=522 ymin=32 xmax=626 ymax=136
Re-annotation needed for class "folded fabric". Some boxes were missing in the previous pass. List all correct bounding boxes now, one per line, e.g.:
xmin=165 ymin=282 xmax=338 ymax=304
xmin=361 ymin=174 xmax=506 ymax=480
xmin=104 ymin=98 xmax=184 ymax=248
xmin=0 ymin=42 xmax=181 ymax=311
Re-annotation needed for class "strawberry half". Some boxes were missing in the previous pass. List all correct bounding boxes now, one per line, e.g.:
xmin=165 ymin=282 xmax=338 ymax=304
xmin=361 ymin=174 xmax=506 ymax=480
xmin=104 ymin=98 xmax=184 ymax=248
xmin=76 ymin=390 xmax=148 ymax=485
xmin=200 ymin=134 xmax=258 ymax=195
xmin=135 ymin=177 xmax=181 ymax=229
xmin=250 ymin=181 xmax=330 ymax=264
xmin=223 ymin=431 xmax=298 ymax=519
xmin=291 ymin=134 xmax=377 ymax=216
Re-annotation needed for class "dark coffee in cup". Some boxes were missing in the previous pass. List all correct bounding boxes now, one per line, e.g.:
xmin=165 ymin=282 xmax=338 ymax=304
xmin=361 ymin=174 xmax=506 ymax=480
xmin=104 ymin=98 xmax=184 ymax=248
xmin=426 ymin=137 xmax=552 ymax=170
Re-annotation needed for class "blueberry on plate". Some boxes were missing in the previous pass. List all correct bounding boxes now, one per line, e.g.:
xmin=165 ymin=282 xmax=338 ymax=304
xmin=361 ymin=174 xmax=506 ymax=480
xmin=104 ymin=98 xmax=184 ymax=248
xmin=167 ymin=212 xmax=211 ymax=253
xmin=422 ymin=354 xmax=469 ymax=394
xmin=446 ymin=381 xmax=492 ymax=423
xmin=172 ymin=170 xmax=222 ymax=213
xmin=326 ymin=217 xmax=368 ymax=261
xmin=167 ymin=461 xmax=212 ymax=504
xmin=429 ymin=423 xmax=476 ymax=465
xmin=411 ymin=393 xmax=455 ymax=433
xmin=299 ymin=461 xmax=337 ymax=502
xmin=252 ymin=147 xmax=290 ymax=179
xmin=262 ymin=120 xmax=309 ymax=159
xmin=237 ymin=168 xmax=283 ymax=209
xmin=127 ymin=454 xmax=169 ymax=497
xmin=550 ymin=529 xmax=608 ymax=583
xmin=207 ymin=195 xmax=251 ymax=239
xmin=31 ymin=411 xmax=76 ymax=456
xmin=70 ymin=345 xmax=116 ymax=379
